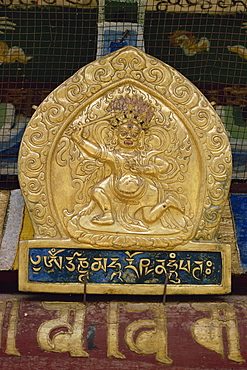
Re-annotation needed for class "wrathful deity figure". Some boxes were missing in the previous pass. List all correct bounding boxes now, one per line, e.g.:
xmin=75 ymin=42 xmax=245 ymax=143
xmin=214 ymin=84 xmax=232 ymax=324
xmin=63 ymin=94 xmax=192 ymax=240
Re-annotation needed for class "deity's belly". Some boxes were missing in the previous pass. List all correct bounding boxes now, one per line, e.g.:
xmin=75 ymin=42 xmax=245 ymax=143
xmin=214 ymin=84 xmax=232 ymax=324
xmin=114 ymin=174 xmax=146 ymax=198
xmin=97 ymin=173 xmax=158 ymax=202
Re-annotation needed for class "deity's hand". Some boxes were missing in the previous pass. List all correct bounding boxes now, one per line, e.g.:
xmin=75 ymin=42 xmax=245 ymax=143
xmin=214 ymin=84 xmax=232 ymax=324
xmin=71 ymin=124 xmax=84 ymax=143
xmin=131 ymin=163 xmax=157 ymax=176
xmin=128 ymin=160 xmax=143 ymax=174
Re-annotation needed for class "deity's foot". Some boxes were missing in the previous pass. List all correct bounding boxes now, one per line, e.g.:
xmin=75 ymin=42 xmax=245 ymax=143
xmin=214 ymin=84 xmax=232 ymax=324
xmin=79 ymin=201 xmax=95 ymax=216
xmin=165 ymin=195 xmax=185 ymax=213
xmin=91 ymin=213 xmax=114 ymax=225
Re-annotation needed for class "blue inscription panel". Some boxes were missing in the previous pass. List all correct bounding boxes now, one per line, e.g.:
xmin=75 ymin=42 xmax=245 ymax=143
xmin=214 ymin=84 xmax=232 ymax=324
xmin=29 ymin=248 xmax=222 ymax=285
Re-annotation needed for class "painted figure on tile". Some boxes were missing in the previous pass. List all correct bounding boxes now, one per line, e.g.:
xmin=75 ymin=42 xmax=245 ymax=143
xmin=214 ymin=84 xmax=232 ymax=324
xmin=170 ymin=30 xmax=210 ymax=56
xmin=0 ymin=18 xmax=31 ymax=65
xmin=0 ymin=41 xmax=32 ymax=65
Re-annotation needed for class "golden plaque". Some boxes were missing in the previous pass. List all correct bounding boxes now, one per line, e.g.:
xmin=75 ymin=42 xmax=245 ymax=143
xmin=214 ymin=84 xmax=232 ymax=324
xmin=18 ymin=46 xmax=232 ymax=294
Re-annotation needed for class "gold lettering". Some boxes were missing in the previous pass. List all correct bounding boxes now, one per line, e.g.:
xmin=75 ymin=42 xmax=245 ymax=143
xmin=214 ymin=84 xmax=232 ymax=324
xmin=91 ymin=258 xmax=108 ymax=272
xmin=107 ymin=302 xmax=172 ymax=364
xmin=107 ymin=258 xmax=121 ymax=269
xmin=107 ymin=302 xmax=125 ymax=359
xmin=65 ymin=258 xmax=76 ymax=272
xmin=43 ymin=248 xmax=65 ymax=269
xmin=0 ymin=299 xmax=20 ymax=356
xmin=37 ymin=302 xmax=89 ymax=357
xmin=191 ymin=303 xmax=245 ymax=363
xmin=124 ymin=252 xmax=142 ymax=278
xmin=139 ymin=259 xmax=154 ymax=276
xmin=107 ymin=258 xmax=123 ymax=281
xmin=205 ymin=260 xmax=213 ymax=275
xmin=65 ymin=252 xmax=82 ymax=272
xmin=191 ymin=261 xmax=203 ymax=280
xmin=5 ymin=300 xmax=21 ymax=356
xmin=179 ymin=259 xmax=191 ymax=274
xmin=155 ymin=259 xmax=167 ymax=275
xmin=166 ymin=258 xmax=180 ymax=284
xmin=124 ymin=303 xmax=172 ymax=364
xmin=30 ymin=255 xmax=42 ymax=272
xmin=77 ymin=258 xmax=89 ymax=274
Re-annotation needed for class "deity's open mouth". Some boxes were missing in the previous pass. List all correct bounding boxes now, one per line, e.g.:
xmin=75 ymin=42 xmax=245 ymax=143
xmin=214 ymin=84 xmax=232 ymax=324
xmin=124 ymin=140 xmax=133 ymax=145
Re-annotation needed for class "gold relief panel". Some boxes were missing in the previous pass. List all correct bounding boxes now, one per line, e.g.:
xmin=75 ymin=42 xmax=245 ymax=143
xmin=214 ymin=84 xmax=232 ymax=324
xmin=18 ymin=46 xmax=232 ymax=294
xmin=18 ymin=46 xmax=231 ymax=249
xmin=56 ymin=85 xmax=194 ymax=248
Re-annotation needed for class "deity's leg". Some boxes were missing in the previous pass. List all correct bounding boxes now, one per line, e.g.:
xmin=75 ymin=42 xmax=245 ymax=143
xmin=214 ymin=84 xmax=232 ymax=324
xmin=142 ymin=195 xmax=184 ymax=224
xmin=91 ymin=187 xmax=114 ymax=225
xmin=142 ymin=203 xmax=167 ymax=224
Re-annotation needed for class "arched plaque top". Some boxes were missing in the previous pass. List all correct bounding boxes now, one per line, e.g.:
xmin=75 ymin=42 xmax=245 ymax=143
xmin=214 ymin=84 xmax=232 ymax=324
xmin=18 ymin=46 xmax=232 ymax=250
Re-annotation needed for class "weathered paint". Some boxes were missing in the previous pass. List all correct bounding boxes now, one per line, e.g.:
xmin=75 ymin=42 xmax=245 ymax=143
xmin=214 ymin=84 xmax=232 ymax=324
xmin=0 ymin=190 xmax=24 ymax=271
xmin=231 ymin=194 xmax=247 ymax=270
xmin=0 ymin=295 xmax=247 ymax=369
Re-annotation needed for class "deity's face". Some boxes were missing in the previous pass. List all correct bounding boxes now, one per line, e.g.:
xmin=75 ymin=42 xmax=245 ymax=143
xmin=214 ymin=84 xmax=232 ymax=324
xmin=117 ymin=122 xmax=141 ymax=149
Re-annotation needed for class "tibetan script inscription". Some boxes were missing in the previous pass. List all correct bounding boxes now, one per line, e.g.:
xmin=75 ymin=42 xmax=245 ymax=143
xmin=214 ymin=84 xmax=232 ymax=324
xmin=18 ymin=46 xmax=232 ymax=294
xmin=29 ymin=248 xmax=222 ymax=285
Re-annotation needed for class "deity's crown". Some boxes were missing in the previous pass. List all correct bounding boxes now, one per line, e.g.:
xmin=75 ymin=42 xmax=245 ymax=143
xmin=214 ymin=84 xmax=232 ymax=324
xmin=107 ymin=95 xmax=154 ymax=129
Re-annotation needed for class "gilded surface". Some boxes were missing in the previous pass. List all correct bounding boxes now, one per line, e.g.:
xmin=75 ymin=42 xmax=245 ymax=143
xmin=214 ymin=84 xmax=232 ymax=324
xmin=191 ymin=302 xmax=244 ymax=363
xmin=108 ymin=302 xmax=172 ymax=364
xmin=37 ymin=302 xmax=88 ymax=357
xmin=62 ymin=88 xmax=193 ymax=248
xmin=1 ymin=297 xmax=247 ymax=366
xmin=18 ymin=46 xmax=232 ymax=250
xmin=218 ymin=199 xmax=243 ymax=274
xmin=0 ymin=299 xmax=20 ymax=356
